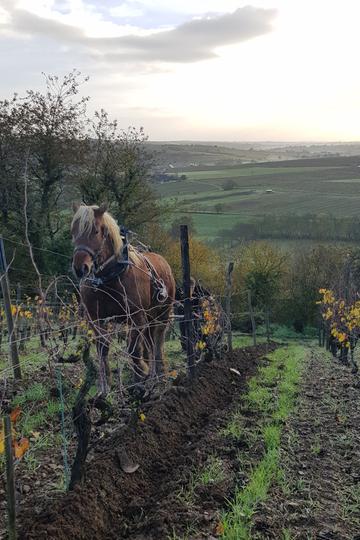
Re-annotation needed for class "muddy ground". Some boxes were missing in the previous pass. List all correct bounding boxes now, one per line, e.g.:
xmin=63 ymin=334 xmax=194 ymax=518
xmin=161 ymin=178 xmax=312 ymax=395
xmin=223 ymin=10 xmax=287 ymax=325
xmin=18 ymin=344 xmax=274 ymax=540
xmin=252 ymin=351 xmax=360 ymax=540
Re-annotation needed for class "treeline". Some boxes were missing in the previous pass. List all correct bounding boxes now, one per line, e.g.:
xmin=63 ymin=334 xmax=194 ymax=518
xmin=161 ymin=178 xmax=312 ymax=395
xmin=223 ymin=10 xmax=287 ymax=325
xmin=154 ymin=235 xmax=360 ymax=334
xmin=220 ymin=214 xmax=360 ymax=243
xmin=0 ymin=71 xmax=162 ymax=277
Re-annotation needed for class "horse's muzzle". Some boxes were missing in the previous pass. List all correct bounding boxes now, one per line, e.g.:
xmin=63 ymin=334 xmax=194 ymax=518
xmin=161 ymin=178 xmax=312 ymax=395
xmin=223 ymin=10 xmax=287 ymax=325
xmin=72 ymin=255 xmax=92 ymax=279
xmin=75 ymin=264 xmax=90 ymax=279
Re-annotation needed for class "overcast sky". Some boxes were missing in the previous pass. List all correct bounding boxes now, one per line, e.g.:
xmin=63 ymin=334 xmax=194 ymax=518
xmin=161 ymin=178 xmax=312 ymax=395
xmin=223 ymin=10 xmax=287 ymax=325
xmin=1 ymin=0 xmax=359 ymax=141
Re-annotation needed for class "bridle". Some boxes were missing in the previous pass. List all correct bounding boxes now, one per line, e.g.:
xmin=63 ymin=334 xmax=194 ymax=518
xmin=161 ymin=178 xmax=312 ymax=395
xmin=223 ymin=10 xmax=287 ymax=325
xmin=73 ymin=226 xmax=131 ymax=287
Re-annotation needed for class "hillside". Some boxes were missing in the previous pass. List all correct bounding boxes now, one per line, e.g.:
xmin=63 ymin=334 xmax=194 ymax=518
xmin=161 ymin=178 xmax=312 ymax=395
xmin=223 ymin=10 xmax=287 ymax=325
xmin=154 ymin=152 xmax=360 ymax=242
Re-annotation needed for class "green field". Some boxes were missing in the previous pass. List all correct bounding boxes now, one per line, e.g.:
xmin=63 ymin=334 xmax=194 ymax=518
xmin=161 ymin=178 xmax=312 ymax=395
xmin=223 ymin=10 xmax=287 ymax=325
xmin=156 ymin=155 xmax=360 ymax=241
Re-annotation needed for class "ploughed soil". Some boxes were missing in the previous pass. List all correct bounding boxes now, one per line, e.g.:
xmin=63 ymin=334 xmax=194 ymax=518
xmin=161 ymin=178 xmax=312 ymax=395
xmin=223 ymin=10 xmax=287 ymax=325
xmin=252 ymin=351 xmax=360 ymax=540
xmin=19 ymin=343 xmax=275 ymax=540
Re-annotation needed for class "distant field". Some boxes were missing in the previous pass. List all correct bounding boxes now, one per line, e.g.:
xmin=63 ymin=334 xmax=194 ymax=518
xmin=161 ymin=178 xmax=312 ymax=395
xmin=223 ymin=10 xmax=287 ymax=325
xmin=185 ymin=165 xmax=336 ymax=180
xmin=156 ymin=155 xmax=360 ymax=240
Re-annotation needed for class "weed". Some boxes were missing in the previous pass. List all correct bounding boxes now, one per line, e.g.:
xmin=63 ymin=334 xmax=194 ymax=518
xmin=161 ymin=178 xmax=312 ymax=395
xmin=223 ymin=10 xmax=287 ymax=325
xmin=199 ymin=456 xmax=226 ymax=485
xmin=310 ymin=435 xmax=322 ymax=456
xmin=177 ymin=455 xmax=226 ymax=506
xmin=23 ymin=452 xmax=40 ymax=472
xmin=222 ymin=412 xmax=244 ymax=439
xmin=13 ymin=382 xmax=48 ymax=406
xmin=22 ymin=411 xmax=47 ymax=435
xmin=46 ymin=400 xmax=63 ymax=417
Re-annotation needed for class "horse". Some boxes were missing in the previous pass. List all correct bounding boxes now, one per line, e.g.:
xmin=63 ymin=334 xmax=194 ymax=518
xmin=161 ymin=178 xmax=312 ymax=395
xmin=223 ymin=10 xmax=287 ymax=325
xmin=71 ymin=204 xmax=175 ymax=395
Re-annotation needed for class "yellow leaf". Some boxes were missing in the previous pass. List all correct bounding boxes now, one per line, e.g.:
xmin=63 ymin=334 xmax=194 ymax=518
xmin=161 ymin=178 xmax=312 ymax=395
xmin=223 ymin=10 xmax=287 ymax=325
xmin=74 ymin=378 xmax=83 ymax=389
xmin=10 ymin=406 xmax=21 ymax=425
xmin=169 ymin=370 xmax=177 ymax=378
xmin=139 ymin=413 xmax=146 ymax=422
xmin=14 ymin=438 xmax=29 ymax=459
xmin=215 ymin=521 xmax=225 ymax=536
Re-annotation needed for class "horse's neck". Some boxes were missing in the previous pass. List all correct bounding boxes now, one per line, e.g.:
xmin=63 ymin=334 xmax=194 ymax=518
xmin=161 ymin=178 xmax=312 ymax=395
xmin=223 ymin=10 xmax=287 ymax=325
xmin=102 ymin=237 xmax=116 ymax=263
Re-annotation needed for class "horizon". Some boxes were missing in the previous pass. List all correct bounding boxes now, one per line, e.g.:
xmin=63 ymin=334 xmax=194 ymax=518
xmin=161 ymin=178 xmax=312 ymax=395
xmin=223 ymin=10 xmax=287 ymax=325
xmin=147 ymin=140 xmax=360 ymax=145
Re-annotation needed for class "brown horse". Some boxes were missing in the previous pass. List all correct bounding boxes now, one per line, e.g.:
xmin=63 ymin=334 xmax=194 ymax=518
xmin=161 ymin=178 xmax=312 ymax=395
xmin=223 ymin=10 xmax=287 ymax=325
xmin=71 ymin=204 xmax=175 ymax=395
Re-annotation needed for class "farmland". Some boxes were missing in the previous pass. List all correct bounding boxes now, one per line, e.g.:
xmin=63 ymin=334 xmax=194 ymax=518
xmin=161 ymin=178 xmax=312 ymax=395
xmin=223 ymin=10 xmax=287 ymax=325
xmin=155 ymin=154 xmax=360 ymax=241
xmin=3 ymin=328 xmax=360 ymax=539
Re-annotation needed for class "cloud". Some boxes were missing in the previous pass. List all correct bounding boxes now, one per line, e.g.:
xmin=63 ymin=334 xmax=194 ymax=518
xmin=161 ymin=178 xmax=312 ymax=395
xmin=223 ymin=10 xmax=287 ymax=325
xmin=0 ymin=3 xmax=276 ymax=64
xmin=109 ymin=3 xmax=144 ymax=19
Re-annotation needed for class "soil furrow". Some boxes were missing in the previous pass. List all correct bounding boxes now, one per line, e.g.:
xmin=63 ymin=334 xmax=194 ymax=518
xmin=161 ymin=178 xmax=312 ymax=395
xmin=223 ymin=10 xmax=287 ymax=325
xmin=19 ymin=344 xmax=274 ymax=540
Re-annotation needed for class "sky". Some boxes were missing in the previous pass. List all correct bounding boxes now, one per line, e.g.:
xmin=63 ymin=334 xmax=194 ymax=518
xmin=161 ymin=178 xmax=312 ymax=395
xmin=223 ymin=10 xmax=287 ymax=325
xmin=0 ymin=0 xmax=360 ymax=141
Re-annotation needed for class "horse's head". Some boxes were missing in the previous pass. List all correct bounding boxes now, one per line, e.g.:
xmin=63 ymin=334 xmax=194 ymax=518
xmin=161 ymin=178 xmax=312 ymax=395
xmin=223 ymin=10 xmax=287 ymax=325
xmin=71 ymin=203 xmax=115 ymax=279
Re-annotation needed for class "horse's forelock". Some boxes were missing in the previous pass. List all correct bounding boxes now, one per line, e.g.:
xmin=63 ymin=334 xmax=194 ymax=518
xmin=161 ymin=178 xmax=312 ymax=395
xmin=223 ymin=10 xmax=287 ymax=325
xmin=71 ymin=205 xmax=95 ymax=238
xmin=71 ymin=206 xmax=123 ymax=256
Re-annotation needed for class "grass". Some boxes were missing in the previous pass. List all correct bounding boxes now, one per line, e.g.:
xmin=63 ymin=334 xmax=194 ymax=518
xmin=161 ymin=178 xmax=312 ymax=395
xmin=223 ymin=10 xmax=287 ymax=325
xmin=177 ymin=454 xmax=227 ymax=505
xmin=0 ymin=336 xmax=49 ymax=372
xmin=199 ymin=455 xmax=226 ymax=486
xmin=220 ymin=345 xmax=308 ymax=539
xmin=222 ymin=411 xmax=246 ymax=439
xmin=156 ymin=156 xmax=360 ymax=241
xmin=12 ymin=382 xmax=48 ymax=406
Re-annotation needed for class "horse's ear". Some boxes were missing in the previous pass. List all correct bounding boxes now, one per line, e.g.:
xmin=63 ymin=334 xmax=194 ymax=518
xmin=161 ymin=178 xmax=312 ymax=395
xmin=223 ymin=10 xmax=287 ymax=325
xmin=94 ymin=203 xmax=108 ymax=218
xmin=72 ymin=202 xmax=80 ymax=214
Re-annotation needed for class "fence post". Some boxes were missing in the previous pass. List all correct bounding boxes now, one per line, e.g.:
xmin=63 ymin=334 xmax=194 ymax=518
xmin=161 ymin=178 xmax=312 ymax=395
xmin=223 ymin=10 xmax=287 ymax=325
xmin=265 ymin=308 xmax=270 ymax=351
xmin=0 ymin=237 xmax=21 ymax=380
xmin=180 ymin=225 xmax=195 ymax=377
xmin=4 ymin=415 xmax=17 ymax=540
xmin=225 ymin=262 xmax=234 ymax=353
xmin=247 ymin=290 xmax=257 ymax=346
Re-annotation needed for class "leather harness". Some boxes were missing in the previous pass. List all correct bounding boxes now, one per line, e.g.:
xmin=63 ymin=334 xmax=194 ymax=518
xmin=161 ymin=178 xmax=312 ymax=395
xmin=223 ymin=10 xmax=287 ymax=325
xmin=74 ymin=226 xmax=131 ymax=287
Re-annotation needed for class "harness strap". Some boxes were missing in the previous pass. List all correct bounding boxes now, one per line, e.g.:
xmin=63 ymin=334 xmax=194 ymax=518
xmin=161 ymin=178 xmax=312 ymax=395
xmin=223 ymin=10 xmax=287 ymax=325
xmin=74 ymin=245 xmax=96 ymax=258
xmin=141 ymin=255 xmax=168 ymax=302
xmin=82 ymin=228 xmax=131 ymax=287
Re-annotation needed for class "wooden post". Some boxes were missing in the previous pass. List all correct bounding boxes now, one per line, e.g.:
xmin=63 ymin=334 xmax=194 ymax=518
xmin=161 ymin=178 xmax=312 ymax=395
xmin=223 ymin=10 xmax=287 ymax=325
xmin=265 ymin=308 xmax=270 ymax=351
xmin=247 ymin=290 xmax=257 ymax=346
xmin=4 ymin=415 xmax=17 ymax=540
xmin=225 ymin=262 xmax=234 ymax=353
xmin=0 ymin=237 xmax=21 ymax=379
xmin=180 ymin=225 xmax=195 ymax=377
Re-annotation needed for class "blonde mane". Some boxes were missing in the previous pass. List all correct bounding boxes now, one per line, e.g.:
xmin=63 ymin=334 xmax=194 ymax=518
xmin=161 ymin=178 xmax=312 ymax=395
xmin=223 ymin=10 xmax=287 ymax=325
xmin=71 ymin=205 xmax=142 ymax=264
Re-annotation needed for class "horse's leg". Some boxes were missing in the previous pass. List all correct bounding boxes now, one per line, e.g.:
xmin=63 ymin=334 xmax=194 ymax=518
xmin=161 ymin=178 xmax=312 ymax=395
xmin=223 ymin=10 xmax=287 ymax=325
xmin=96 ymin=336 xmax=111 ymax=396
xmin=152 ymin=318 xmax=170 ymax=376
xmin=127 ymin=324 xmax=149 ymax=383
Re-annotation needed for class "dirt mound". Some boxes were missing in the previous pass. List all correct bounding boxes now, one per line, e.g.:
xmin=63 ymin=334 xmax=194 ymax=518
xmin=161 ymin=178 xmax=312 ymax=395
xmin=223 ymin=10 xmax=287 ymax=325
xmin=19 ymin=343 xmax=274 ymax=540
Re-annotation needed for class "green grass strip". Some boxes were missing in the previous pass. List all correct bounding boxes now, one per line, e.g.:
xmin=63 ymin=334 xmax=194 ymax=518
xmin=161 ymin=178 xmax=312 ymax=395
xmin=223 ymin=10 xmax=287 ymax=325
xmin=221 ymin=345 xmax=307 ymax=540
